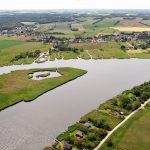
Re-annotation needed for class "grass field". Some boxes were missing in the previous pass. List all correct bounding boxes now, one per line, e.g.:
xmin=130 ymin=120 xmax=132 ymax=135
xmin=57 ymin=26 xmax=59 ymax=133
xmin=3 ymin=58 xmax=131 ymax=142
xmin=0 ymin=67 xmax=87 ymax=111
xmin=70 ymin=41 xmax=129 ymax=59
xmin=50 ymin=51 xmax=78 ymax=60
xmin=62 ymin=51 xmax=78 ymax=59
xmin=116 ymin=19 xmax=147 ymax=27
xmin=93 ymin=18 xmax=119 ymax=28
xmin=140 ymin=20 xmax=150 ymax=26
xmin=37 ymin=22 xmax=83 ymax=38
xmin=0 ymin=38 xmax=51 ymax=66
xmin=100 ymin=103 xmax=150 ymax=150
xmin=36 ymin=18 xmax=119 ymax=38
xmin=36 ymin=17 xmax=150 ymax=38
xmin=127 ymin=49 xmax=150 ymax=58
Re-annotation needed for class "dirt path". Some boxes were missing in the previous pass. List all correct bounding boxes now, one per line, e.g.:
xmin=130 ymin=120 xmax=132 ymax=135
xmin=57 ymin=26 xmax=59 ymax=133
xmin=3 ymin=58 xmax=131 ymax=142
xmin=94 ymin=99 xmax=150 ymax=150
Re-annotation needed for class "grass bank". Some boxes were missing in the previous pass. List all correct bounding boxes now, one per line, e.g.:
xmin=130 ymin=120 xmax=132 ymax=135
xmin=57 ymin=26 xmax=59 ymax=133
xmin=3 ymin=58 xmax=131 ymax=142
xmin=0 ymin=67 xmax=87 ymax=111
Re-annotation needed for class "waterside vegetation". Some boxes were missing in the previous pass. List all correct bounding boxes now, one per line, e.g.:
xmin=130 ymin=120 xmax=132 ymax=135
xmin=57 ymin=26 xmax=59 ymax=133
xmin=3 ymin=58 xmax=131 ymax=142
xmin=45 ymin=81 xmax=150 ymax=150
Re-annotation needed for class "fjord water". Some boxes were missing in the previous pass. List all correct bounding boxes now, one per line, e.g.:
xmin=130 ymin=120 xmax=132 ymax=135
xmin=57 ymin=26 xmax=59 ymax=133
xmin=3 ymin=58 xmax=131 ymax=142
xmin=0 ymin=59 xmax=150 ymax=150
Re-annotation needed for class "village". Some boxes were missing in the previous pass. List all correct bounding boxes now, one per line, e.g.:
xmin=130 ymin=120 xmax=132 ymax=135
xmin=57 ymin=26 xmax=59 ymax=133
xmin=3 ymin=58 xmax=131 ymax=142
xmin=1 ymin=22 xmax=150 ymax=51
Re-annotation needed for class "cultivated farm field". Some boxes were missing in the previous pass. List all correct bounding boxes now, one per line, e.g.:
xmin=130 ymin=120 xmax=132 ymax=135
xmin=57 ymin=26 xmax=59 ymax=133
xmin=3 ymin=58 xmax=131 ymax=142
xmin=113 ymin=27 xmax=150 ymax=32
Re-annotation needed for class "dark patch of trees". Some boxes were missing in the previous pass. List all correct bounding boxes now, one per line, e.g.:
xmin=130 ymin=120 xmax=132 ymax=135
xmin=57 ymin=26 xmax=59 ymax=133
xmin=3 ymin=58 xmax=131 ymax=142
xmin=53 ymin=43 xmax=81 ymax=53
xmin=11 ymin=50 xmax=41 ymax=62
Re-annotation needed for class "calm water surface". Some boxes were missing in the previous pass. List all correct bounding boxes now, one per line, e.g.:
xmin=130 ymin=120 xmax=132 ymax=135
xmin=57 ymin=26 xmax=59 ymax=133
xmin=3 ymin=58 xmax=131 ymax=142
xmin=0 ymin=59 xmax=150 ymax=150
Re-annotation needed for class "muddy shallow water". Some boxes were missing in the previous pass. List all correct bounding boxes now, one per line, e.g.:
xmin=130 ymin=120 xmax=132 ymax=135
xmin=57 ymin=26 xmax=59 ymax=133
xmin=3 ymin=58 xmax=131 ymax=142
xmin=0 ymin=59 xmax=150 ymax=150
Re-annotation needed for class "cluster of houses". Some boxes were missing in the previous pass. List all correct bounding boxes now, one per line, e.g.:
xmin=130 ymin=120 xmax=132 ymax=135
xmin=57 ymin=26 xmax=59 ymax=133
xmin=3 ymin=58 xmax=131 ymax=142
xmin=1 ymin=23 xmax=150 ymax=51
xmin=0 ymin=24 xmax=37 ymax=37
xmin=56 ymin=122 xmax=92 ymax=150
xmin=75 ymin=32 xmax=150 ymax=43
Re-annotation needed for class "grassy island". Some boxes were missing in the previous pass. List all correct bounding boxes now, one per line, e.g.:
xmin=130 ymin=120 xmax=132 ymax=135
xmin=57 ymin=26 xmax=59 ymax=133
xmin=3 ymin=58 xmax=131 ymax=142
xmin=45 ymin=81 xmax=150 ymax=150
xmin=0 ymin=67 xmax=87 ymax=111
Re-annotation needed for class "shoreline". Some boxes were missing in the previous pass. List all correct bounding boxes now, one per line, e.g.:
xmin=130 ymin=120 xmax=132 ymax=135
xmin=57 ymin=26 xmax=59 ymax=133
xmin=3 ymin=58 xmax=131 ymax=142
xmin=0 ymin=57 xmax=150 ymax=68
xmin=0 ymin=67 xmax=87 ymax=112
xmin=46 ymin=81 xmax=150 ymax=150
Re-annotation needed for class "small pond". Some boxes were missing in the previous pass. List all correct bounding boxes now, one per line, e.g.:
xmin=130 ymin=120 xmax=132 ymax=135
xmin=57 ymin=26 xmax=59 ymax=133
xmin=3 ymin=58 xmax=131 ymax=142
xmin=29 ymin=71 xmax=61 ymax=80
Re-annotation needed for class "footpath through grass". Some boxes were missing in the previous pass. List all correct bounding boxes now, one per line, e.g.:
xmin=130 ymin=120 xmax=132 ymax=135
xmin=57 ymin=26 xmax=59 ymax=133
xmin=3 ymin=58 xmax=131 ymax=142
xmin=0 ymin=67 xmax=87 ymax=111
xmin=100 ymin=103 xmax=150 ymax=150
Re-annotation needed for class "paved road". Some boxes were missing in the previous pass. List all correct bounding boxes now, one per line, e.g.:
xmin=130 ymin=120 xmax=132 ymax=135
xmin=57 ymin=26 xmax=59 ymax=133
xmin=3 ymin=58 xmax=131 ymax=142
xmin=94 ymin=99 xmax=150 ymax=150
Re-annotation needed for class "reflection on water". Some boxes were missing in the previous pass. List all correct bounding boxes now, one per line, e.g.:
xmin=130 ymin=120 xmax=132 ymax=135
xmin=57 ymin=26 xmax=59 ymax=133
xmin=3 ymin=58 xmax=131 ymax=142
xmin=0 ymin=59 xmax=150 ymax=150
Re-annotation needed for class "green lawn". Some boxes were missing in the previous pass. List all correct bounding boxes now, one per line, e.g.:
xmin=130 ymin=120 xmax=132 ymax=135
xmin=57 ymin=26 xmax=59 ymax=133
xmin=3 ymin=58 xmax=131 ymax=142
xmin=50 ymin=52 xmax=62 ymax=60
xmin=0 ymin=39 xmax=51 ymax=66
xmin=0 ymin=67 xmax=87 ymax=111
xmin=100 ymin=103 xmax=150 ymax=150
xmin=0 ymin=39 xmax=24 ymax=49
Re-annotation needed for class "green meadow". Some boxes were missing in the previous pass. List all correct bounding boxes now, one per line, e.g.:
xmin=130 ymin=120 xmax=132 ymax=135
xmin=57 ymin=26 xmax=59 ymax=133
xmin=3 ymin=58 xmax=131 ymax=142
xmin=0 ymin=39 xmax=50 ymax=66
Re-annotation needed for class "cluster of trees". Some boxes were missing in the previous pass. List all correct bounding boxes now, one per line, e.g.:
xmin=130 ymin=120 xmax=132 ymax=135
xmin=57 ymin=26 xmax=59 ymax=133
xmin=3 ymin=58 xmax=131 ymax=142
xmin=62 ymin=123 xmax=107 ymax=149
xmin=120 ymin=45 xmax=127 ymax=50
xmin=43 ymin=36 xmax=69 ymax=44
xmin=0 ymin=22 xmax=23 ymax=30
xmin=131 ymin=81 xmax=150 ymax=102
xmin=0 ymin=13 xmax=75 ymax=25
xmin=49 ymin=32 xmax=65 ymax=35
xmin=110 ymin=81 xmax=150 ymax=113
xmin=133 ymin=44 xmax=149 ymax=50
xmin=131 ymin=40 xmax=150 ymax=50
xmin=73 ymin=36 xmax=93 ymax=43
xmin=113 ymin=94 xmax=141 ymax=111
xmin=53 ymin=43 xmax=82 ymax=53
xmin=11 ymin=50 xmax=41 ymax=62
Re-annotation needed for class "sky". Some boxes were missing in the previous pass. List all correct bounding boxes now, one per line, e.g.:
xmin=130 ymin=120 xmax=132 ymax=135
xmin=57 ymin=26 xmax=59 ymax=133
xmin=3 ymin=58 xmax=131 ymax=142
xmin=0 ymin=0 xmax=150 ymax=10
